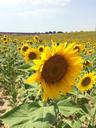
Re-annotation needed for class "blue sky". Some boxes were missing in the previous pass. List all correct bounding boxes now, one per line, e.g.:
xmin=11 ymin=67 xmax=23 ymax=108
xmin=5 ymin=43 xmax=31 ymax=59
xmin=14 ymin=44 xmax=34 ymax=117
xmin=0 ymin=0 xmax=96 ymax=32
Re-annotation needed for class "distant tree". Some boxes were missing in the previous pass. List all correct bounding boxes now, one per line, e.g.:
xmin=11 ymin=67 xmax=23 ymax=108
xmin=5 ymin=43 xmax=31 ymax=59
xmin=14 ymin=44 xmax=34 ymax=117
xmin=52 ymin=31 xmax=56 ymax=34
xmin=57 ymin=31 xmax=63 ymax=33
xmin=48 ymin=31 xmax=53 ymax=34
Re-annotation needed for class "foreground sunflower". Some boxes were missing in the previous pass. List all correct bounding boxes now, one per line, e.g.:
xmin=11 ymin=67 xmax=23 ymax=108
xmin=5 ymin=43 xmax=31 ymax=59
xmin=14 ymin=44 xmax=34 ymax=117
xmin=25 ymin=43 xmax=83 ymax=100
xmin=24 ymin=48 xmax=40 ymax=63
xmin=77 ymin=72 xmax=96 ymax=92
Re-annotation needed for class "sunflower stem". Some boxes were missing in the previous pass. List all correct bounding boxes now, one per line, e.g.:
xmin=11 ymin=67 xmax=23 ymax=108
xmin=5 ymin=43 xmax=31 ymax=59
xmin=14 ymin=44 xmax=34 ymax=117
xmin=53 ymin=101 xmax=59 ymax=117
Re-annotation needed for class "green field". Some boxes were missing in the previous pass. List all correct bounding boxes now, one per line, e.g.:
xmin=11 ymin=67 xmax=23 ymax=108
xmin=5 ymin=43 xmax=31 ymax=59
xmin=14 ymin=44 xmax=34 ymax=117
xmin=0 ymin=31 xmax=96 ymax=128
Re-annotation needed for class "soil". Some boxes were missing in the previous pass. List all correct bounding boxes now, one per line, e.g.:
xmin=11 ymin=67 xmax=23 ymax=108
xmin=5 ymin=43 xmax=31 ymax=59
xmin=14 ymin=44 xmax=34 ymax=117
xmin=0 ymin=88 xmax=12 ymax=128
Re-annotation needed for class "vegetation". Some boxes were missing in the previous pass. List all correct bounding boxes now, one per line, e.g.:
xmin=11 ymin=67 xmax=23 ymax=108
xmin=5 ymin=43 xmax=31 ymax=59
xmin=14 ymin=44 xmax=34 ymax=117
xmin=0 ymin=31 xmax=96 ymax=128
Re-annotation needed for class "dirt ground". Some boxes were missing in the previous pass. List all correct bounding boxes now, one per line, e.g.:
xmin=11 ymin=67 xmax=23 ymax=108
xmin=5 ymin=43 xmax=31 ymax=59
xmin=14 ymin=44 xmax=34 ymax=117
xmin=0 ymin=88 xmax=12 ymax=128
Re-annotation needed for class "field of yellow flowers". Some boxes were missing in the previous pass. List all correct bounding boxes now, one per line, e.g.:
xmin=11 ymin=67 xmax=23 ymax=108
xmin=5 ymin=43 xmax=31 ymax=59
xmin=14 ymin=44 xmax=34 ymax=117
xmin=0 ymin=31 xmax=96 ymax=128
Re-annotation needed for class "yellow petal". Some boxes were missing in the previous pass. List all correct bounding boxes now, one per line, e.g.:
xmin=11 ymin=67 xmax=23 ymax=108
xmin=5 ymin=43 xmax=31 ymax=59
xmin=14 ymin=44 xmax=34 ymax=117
xmin=24 ymin=73 xmax=39 ymax=84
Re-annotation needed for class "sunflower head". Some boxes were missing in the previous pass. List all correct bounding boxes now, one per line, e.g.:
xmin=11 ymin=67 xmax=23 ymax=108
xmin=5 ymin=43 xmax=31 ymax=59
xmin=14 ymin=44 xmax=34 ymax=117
xmin=86 ymin=49 xmax=94 ymax=55
xmin=41 ymin=54 xmax=68 ymax=84
xmin=24 ymin=48 xmax=40 ymax=63
xmin=73 ymin=44 xmax=84 ymax=52
xmin=38 ymin=46 xmax=44 ymax=52
xmin=39 ymin=39 xmax=43 ymax=43
xmin=77 ymin=72 xmax=96 ymax=92
xmin=3 ymin=35 xmax=7 ymax=39
xmin=81 ymin=77 xmax=91 ymax=86
xmin=22 ymin=46 xmax=29 ymax=51
xmin=4 ymin=41 xmax=8 ymax=44
xmin=3 ymin=37 xmax=7 ymax=41
xmin=83 ymin=60 xmax=93 ymax=67
xmin=17 ymin=47 xmax=21 ymax=53
xmin=33 ymin=35 xmax=39 ymax=42
xmin=2 ymin=35 xmax=9 ymax=44
xmin=21 ymin=43 xmax=30 ymax=55
xmin=25 ymin=42 xmax=83 ymax=100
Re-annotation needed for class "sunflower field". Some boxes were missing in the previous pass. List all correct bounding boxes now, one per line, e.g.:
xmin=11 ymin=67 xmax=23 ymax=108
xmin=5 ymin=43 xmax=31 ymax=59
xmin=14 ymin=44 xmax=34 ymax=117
xmin=0 ymin=31 xmax=96 ymax=128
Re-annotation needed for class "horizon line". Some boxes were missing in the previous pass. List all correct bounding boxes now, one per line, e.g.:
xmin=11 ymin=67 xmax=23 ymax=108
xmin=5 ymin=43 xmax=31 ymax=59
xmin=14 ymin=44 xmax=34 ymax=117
xmin=0 ymin=30 xmax=95 ymax=34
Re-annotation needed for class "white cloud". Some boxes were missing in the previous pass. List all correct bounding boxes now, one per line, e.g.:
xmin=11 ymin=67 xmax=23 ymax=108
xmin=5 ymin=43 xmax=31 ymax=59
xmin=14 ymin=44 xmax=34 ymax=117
xmin=0 ymin=0 xmax=20 ymax=5
xmin=26 ymin=0 xmax=71 ymax=7
xmin=0 ymin=0 xmax=71 ymax=17
xmin=0 ymin=0 xmax=71 ymax=32
xmin=0 ymin=0 xmax=71 ymax=8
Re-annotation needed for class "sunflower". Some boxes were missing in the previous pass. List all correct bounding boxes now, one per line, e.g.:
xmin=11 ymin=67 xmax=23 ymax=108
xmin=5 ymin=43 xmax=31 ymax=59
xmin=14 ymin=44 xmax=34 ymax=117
xmin=86 ymin=49 xmax=94 ymax=55
xmin=4 ymin=41 xmax=8 ymax=45
xmin=33 ymin=35 xmax=39 ymax=42
xmin=25 ymin=42 xmax=83 ymax=100
xmin=39 ymin=39 xmax=43 ymax=43
xmin=21 ymin=43 xmax=30 ymax=55
xmin=3 ymin=37 xmax=7 ymax=41
xmin=17 ymin=47 xmax=21 ymax=53
xmin=38 ymin=45 xmax=44 ymax=52
xmin=2 ymin=35 xmax=9 ymax=44
xmin=73 ymin=44 xmax=84 ymax=52
xmin=77 ymin=72 xmax=96 ymax=92
xmin=83 ymin=60 xmax=93 ymax=68
xmin=24 ymin=48 xmax=40 ymax=63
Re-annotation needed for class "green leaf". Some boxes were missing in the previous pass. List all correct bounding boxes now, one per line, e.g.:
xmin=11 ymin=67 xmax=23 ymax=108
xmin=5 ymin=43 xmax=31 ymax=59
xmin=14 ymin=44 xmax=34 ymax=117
xmin=57 ymin=97 xmax=72 ymax=106
xmin=80 ymin=104 xmax=90 ymax=114
xmin=63 ymin=119 xmax=72 ymax=128
xmin=72 ymin=120 xmax=81 ymax=128
xmin=18 ymin=64 xmax=31 ymax=69
xmin=58 ymin=106 xmax=81 ymax=117
xmin=1 ymin=102 xmax=56 ymax=128
xmin=88 ymin=124 xmax=95 ymax=128
xmin=60 ymin=117 xmax=82 ymax=128
xmin=57 ymin=97 xmax=83 ymax=118
xmin=57 ymin=96 xmax=77 ymax=107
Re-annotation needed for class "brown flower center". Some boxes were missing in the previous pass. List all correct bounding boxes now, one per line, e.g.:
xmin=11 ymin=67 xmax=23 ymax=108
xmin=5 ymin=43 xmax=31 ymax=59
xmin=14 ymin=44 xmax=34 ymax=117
xmin=41 ymin=55 xmax=68 ymax=84
xmin=18 ymin=48 xmax=21 ymax=50
xmin=74 ymin=46 xmax=80 ymax=52
xmin=5 ymin=42 xmax=7 ymax=44
xmin=83 ymin=61 xmax=90 ymax=66
xmin=35 ymin=37 xmax=38 ymax=40
xmin=39 ymin=39 xmax=42 ymax=43
xmin=3 ymin=37 xmax=7 ymax=41
xmin=81 ymin=77 xmax=91 ymax=86
xmin=22 ymin=46 xmax=28 ymax=52
xmin=39 ymin=47 xmax=43 ymax=52
xmin=28 ymin=52 xmax=37 ymax=60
